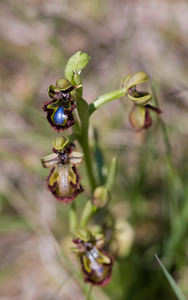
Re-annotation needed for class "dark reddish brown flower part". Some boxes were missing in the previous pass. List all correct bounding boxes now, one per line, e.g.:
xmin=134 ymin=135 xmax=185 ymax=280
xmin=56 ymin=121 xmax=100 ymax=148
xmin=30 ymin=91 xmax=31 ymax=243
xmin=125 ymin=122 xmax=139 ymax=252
xmin=73 ymin=231 xmax=113 ymax=286
xmin=47 ymin=164 xmax=83 ymax=203
xmin=129 ymin=104 xmax=162 ymax=131
xmin=41 ymin=137 xmax=84 ymax=203
xmin=43 ymin=78 xmax=76 ymax=131
xmin=43 ymin=99 xmax=76 ymax=132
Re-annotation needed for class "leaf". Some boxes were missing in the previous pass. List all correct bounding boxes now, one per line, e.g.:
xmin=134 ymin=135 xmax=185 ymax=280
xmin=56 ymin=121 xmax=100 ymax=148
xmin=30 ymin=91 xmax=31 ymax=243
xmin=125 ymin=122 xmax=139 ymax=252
xmin=155 ymin=254 xmax=186 ymax=300
xmin=65 ymin=51 xmax=90 ymax=84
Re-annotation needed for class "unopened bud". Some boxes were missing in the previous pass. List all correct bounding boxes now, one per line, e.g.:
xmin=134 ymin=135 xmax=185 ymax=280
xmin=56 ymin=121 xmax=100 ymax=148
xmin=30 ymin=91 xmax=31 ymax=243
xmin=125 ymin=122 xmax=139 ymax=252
xmin=93 ymin=186 xmax=110 ymax=208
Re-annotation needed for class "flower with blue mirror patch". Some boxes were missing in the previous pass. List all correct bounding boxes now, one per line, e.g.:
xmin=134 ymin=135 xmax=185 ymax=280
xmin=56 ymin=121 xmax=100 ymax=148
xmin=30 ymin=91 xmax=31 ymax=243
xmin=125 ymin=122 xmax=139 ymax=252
xmin=43 ymin=78 xmax=76 ymax=131
xmin=41 ymin=137 xmax=84 ymax=203
xmin=73 ymin=230 xmax=113 ymax=286
xmin=121 ymin=72 xmax=162 ymax=131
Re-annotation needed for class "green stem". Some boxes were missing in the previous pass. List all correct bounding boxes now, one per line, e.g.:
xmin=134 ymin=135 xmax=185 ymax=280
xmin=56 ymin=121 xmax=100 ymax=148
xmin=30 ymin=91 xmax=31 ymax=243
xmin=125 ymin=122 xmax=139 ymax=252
xmin=80 ymin=133 xmax=97 ymax=192
xmin=69 ymin=202 xmax=77 ymax=233
xmin=89 ymin=88 xmax=126 ymax=115
xmin=86 ymin=285 xmax=92 ymax=300
xmin=80 ymin=200 xmax=97 ymax=228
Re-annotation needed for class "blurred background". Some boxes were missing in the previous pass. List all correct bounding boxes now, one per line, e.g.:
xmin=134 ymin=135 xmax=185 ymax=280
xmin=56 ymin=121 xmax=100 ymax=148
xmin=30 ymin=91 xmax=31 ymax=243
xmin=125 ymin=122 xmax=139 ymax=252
xmin=1 ymin=0 xmax=188 ymax=299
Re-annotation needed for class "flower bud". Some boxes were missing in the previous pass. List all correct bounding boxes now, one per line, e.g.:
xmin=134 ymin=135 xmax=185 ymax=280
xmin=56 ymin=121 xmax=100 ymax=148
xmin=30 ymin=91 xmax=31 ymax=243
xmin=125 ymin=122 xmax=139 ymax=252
xmin=93 ymin=186 xmax=110 ymax=208
xmin=110 ymin=219 xmax=134 ymax=258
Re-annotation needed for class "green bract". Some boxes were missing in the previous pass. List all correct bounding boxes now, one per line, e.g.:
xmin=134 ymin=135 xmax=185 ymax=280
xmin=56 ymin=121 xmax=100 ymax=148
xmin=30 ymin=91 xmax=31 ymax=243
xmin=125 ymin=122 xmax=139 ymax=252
xmin=65 ymin=51 xmax=90 ymax=84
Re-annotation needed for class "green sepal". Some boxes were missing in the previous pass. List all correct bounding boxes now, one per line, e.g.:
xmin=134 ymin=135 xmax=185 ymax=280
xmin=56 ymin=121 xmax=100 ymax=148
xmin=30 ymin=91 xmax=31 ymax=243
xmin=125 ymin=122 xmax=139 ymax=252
xmin=53 ymin=136 xmax=69 ymax=152
xmin=56 ymin=78 xmax=72 ymax=90
xmin=122 ymin=71 xmax=152 ymax=105
xmin=75 ymin=228 xmax=91 ymax=242
xmin=121 ymin=71 xmax=149 ymax=90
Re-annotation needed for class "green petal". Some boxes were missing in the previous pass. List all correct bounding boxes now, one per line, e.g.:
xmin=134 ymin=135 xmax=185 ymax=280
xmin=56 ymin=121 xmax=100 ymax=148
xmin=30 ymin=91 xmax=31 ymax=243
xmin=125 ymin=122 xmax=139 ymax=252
xmin=41 ymin=153 xmax=58 ymax=168
xmin=127 ymin=92 xmax=152 ymax=105
xmin=69 ymin=151 xmax=84 ymax=165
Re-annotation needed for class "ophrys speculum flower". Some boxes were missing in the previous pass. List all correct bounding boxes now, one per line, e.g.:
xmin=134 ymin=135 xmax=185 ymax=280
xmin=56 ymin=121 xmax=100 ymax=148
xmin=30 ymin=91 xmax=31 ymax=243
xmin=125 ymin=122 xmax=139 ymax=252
xmin=43 ymin=78 xmax=76 ymax=131
xmin=73 ymin=229 xmax=113 ymax=286
xmin=122 ymin=72 xmax=162 ymax=131
xmin=41 ymin=137 xmax=83 ymax=203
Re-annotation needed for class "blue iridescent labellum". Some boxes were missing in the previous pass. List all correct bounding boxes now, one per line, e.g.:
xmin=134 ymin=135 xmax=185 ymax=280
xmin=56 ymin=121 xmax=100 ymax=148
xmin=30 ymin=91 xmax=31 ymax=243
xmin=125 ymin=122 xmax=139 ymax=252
xmin=52 ymin=105 xmax=67 ymax=125
xmin=43 ymin=79 xmax=76 ymax=131
xmin=43 ymin=98 xmax=76 ymax=131
xmin=41 ymin=137 xmax=84 ymax=203
xmin=73 ymin=233 xmax=113 ymax=286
